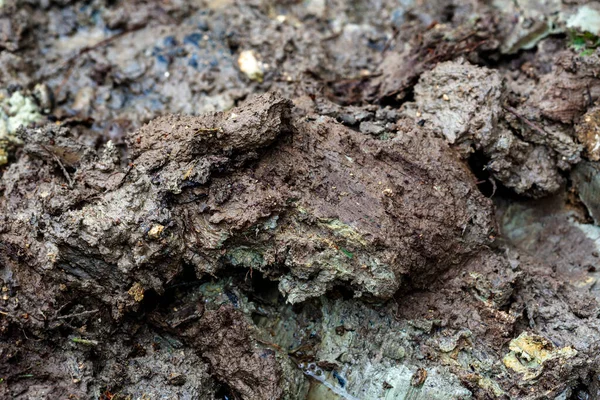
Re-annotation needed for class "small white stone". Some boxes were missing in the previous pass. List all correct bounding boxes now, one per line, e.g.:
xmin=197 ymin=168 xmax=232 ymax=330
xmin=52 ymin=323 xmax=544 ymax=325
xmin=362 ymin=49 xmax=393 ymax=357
xmin=238 ymin=50 xmax=264 ymax=82
xmin=148 ymin=224 xmax=165 ymax=239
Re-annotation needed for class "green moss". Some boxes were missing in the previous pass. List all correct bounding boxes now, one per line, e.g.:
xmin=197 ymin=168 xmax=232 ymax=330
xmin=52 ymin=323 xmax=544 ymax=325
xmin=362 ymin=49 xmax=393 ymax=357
xmin=317 ymin=218 xmax=367 ymax=246
xmin=226 ymin=246 xmax=265 ymax=268
xmin=339 ymin=247 xmax=353 ymax=259
xmin=569 ymin=30 xmax=600 ymax=55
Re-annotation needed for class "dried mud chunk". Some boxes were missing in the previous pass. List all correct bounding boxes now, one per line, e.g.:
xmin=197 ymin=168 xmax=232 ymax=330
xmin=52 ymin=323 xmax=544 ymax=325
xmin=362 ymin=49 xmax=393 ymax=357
xmin=173 ymin=305 xmax=283 ymax=400
xmin=490 ymin=144 xmax=564 ymax=197
xmin=0 ymin=93 xmax=293 ymax=320
xmin=130 ymin=91 xmax=292 ymax=163
xmin=367 ymin=8 xmax=498 ymax=103
xmin=204 ymin=113 xmax=495 ymax=303
xmin=0 ymin=92 xmax=495 ymax=314
xmin=413 ymin=59 xmax=503 ymax=151
xmin=411 ymin=59 xmax=580 ymax=197
xmin=526 ymin=50 xmax=600 ymax=125
xmin=92 ymin=329 xmax=217 ymax=399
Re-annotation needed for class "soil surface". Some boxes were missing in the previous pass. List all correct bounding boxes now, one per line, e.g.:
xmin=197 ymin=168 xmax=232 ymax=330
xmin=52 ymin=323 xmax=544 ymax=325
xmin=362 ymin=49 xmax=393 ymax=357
xmin=2 ymin=1 xmax=600 ymax=399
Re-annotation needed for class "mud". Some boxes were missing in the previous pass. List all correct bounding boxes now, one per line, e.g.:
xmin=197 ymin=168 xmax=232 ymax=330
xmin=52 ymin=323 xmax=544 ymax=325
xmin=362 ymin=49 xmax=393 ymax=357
xmin=2 ymin=0 xmax=600 ymax=399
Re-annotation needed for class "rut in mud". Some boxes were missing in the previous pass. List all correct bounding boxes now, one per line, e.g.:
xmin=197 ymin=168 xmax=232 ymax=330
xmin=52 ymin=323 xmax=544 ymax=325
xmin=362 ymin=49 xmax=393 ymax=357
xmin=2 ymin=1 xmax=600 ymax=399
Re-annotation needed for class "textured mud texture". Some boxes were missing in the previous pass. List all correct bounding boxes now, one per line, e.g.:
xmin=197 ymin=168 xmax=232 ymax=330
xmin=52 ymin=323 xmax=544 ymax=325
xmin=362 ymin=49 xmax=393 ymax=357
xmin=2 ymin=1 xmax=600 ymax=399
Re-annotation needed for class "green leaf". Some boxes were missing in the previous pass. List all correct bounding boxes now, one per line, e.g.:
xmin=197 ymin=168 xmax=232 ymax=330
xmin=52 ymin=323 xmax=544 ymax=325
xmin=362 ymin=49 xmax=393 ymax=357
xmin=581 ymin=48 xmax=595 ymax=57
xmin=571 ymin=35 xmax=587 ymax=51
xmin=339 ymin=247 xmax=353 ymax=259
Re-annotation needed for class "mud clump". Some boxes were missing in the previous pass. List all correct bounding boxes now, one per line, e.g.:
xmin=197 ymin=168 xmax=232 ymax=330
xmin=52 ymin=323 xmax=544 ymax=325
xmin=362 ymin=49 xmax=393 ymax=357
xmin=150 ymin=301 xmax=285 ymax=400
xmin=368 ymin=2 xmax=499 ymax=103
xmin=0 ymin=91 xmax=494 ymax=309
xmin=3 ymin=1 xmax=600 ymax=399
xmin=2 ymin=91 xmax=600 ymax=399
xmin=409 ymin=59 xmax=582 ymax=198
xmin=0 ymin=91 xmax=494 ymax=398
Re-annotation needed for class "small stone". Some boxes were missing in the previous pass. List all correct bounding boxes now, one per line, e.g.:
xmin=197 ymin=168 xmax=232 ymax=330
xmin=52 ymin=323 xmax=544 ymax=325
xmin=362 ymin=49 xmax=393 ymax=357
xmin=238 ymin=50 xmax=264 ymax=82
xmin=33 ymin=83 xmax=54 ymax=114
xmin=148 ymin=224 xmax=165 ymax=239
xmin=128 ymin=282 xmax=145 ymax=302
xmin=167 ymin=373 xmax=186 ymax=386
xmin=354 ymin=110 xmax=373 ymax=122
xmin=411 ymin=368 xmax=428 ymax=387
xmin=359 ymin=121 xmax=385 ymax=136
xmin=338 ymin=113 xmax=357 ymax=126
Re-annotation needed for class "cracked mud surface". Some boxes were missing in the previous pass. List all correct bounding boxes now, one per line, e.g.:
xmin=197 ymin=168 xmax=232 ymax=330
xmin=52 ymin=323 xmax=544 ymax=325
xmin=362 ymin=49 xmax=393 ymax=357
xmin=2 ymin=1 xmax=600 ymax=399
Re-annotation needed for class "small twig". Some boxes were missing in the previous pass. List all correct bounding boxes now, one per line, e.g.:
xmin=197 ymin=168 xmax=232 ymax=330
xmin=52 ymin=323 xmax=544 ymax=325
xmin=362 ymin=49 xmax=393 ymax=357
xmin=0 ymin=310 xmax=17 ymax=320
xmin=0 ymin=309 xmax=24 ymax=329
xmin=54 ymin=62 xmax=76 ymax=101
xmin=255 ymin=338 xmax=283 ymax=351
xmin=51 ymin=153 xmax=74 ymax=188
xmin=245 ymin=266 xmax=254 ymax=282
xmin=489 ymin=176 xmax=497 ymax=198
xmin=380 ymin=26 xmax=400 ymax=56
xmin=503 ymin=105 xmax=550 ymax=137
xmin=392 ymin=297 xmax=402 ymax=321
xmin=5 ymin=366 xmax=33 ymax=381
xmin=56 ymin=309 xmax=99 ymax=320
xmin=71 ymin=337 xmax=99 ymax=346
xmin=107 ymin=163 xmax=134 ymax=193
xmin=196 ymin=127 xmax=223 ymax=134
xmin=0 ymin=309 xmax=20 ymax=320
xmin=41 ymin=145 xmax=73 ymax=189
xmin=55 ymin=301 xmax=72 ymax=314
xmin=321 ymin=31 xmax=343 ymax=42
xmin=423 ymin=39 xmax=487 ymax=64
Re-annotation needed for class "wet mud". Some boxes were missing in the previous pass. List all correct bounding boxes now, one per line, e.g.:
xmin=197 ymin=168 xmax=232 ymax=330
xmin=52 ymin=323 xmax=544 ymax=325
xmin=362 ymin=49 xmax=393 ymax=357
xmin=2 ymin=1 xmax=600 ymax=399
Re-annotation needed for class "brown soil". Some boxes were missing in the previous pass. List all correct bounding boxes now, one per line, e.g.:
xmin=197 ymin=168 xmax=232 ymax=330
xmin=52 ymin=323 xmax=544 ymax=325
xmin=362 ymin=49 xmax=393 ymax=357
xmin=1 ymin=1 xmax=600 ymax=399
